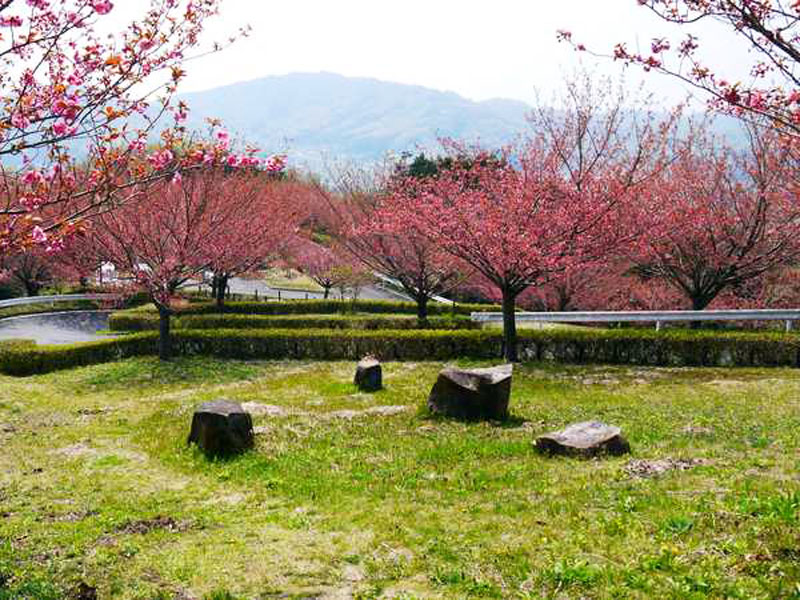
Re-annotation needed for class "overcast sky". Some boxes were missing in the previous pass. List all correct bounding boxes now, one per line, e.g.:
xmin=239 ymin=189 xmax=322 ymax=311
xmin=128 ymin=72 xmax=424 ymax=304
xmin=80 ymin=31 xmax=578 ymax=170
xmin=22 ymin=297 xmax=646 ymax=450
xmin=118 ymin=0 xmax=752 ymax=108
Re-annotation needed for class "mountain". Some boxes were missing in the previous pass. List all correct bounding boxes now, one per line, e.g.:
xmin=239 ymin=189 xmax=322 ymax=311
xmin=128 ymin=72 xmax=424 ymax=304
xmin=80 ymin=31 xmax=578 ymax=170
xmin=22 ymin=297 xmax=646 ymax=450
xmin=177 ymin=72 xmax=532 ymax=167
xmin=175 ymin=72 xmax=752 ymax=170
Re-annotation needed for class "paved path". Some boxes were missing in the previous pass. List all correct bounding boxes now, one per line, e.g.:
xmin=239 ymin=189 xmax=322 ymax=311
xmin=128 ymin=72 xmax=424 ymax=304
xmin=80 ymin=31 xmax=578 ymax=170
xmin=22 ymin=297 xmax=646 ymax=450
xmin=0 ymin=311 xmax=112 ymax=345
xmin=0 ymin=280 xmax=412 ymax=346
xmin=215 ymin=278 xmax=412 ymax=302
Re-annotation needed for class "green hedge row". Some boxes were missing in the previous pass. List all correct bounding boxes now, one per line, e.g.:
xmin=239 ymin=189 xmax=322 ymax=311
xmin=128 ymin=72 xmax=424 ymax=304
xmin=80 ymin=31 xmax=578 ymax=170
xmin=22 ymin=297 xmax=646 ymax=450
xmin=2 ymin=327 xmax=798 ymax=376
xmin=0 ymin=335 xmax=156 ymax=376
xmin=109 ymin=312 xmax=479 ymax=332
xmin=163 ymin=299 xmax=500 ymax=317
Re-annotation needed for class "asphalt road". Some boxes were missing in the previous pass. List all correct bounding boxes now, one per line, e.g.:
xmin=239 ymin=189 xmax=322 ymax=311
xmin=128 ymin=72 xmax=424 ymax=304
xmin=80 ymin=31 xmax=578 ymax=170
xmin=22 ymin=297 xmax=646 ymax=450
xmin=0 ymin=281 xmax=412 ymax=346
xmin=216 ymin=278 xmax=411 ymax=301
xmin=0 ymin=311 xmax=112 ymax=345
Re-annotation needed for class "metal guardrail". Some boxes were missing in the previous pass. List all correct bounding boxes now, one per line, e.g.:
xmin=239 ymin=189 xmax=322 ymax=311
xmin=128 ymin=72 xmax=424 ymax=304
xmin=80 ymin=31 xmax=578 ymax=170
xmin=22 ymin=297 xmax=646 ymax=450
xmin=0 ymin=294 xmax=121 ymax=310
xmin=471 ymin=309 xmax=800 ymax=332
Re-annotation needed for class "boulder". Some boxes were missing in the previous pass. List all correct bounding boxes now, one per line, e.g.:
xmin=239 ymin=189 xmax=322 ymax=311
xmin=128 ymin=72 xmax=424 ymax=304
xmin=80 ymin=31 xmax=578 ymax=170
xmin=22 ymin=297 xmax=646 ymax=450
xmin=187 ymin=400 xmax=254 ymax=457
xmin=534 ymin=421 xmax=630 ymax=457
xmin=427 ymin=364 xmax=512 ymax=420
xmin=354 ymin=357 xmax=382 ymax=392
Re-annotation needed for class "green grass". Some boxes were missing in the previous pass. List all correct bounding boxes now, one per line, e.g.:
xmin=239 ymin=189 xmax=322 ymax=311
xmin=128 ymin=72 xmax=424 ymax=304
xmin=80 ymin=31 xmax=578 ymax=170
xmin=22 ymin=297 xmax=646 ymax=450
xmin=262 ymin=268 xmax=324 ymax=293
xmin=1 ymin=358 xmax=799 ymax=598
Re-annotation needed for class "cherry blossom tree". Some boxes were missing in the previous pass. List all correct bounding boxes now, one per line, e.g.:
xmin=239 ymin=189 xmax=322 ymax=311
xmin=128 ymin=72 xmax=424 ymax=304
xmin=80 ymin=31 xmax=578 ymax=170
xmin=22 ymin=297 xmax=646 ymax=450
xmin=326 ymin=159 xmax=464 ymax=320
xmin=0 ymin=248 xmax=51 ymax=296
xmin=518 ymin=259 xmax=689 ymax=312
xmin=50 ymin=228 xmax=108 ymax=289
xmin=351 ymin=222 xmax=461 ymax=318
xmin=519 ymin=264 xmax=606 ymax=312
xmin=560 ymin=1 xmax=800 ymax=137
xmin=389 ymin=78 xmax=669 ymax=360
xmin=630 ymin=127 xmax=800 ymax=312
xmin=389 ymin=145 xmax=641 ymax=361
xmin=86 ymin=159 xmax=287 ymax=360
xmin=291 ymin=239 xmax=342 ymax=299
xmin=203 ymin=166 xmax=296 ymax=309
xmin=330 ymin=263 xmax=374 ymax=300
xmin=88 ymin=172 xmax=214 ymax=359
xmin=742 ymin=267 xmax=800 ymax=309
xmin=0 ymin=0 xmax=241 ymax=257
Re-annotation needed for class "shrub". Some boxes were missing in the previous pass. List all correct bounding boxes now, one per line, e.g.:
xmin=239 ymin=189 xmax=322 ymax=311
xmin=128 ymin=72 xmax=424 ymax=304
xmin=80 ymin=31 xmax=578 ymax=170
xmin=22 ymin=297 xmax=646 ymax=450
xmin=108 ymin=312 xmax=479 ymax=332
xmin=2 ymin=327 xmax=798 ymax=376
xmin=121 ymin=291 xmax=152 ymax=309
xmin=170 ymin=328 xmax=503 ymax=361
xmin=0 ymin=334 xmax=156 ymax=376
xmin=166 ymin=299 xmax=500 ymax=317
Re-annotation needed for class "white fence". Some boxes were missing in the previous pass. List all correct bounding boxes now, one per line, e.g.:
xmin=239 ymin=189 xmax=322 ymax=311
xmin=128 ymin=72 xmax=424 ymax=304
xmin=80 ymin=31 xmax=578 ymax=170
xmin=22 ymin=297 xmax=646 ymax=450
xmin=0 ymin=294 xmax=121 ymax=310
xmin=471 ymin=309 xmax=800 ymax=332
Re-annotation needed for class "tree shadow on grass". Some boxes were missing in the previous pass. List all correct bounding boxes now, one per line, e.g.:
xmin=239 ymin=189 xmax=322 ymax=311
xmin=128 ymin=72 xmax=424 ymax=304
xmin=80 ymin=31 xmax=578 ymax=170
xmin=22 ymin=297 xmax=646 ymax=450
xmin=415 ymin=403 xmax=528 ymax=428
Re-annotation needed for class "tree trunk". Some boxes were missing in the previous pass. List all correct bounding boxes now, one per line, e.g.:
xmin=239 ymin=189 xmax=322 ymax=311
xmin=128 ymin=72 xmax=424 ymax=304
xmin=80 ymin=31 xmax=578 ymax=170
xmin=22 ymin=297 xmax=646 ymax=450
xmin=689 ymin=295 xmax=710 ymax=329
xmin=323 ymin=285 xmax=330 ymax=300
xmin=215 ymin=275 xmax=228 ymax=310
xmin=416 ymin=295 xmax=429 ymax=323
xmin=23 ymin=281 xmax=40 ymax=296
xmin=501 ymin=288 xmax=519 ymax=362
xmin=210 ymin=277 xmax=218 ymax=301
xmin=157 ymin=304 xmax=172 ymax=361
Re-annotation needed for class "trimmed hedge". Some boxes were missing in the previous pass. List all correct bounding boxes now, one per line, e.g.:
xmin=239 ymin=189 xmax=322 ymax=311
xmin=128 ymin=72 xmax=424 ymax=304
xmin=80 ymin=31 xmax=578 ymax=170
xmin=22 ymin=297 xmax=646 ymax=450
xmin=0 ymin=334 xmax=156 ymax=376
xmin=164 ymin=299 xmax=500 ymax=317
xmin=2 ymin=327 xmax=798 ymax=376
xmin=109 ymin=312 xmax=479 ymax=332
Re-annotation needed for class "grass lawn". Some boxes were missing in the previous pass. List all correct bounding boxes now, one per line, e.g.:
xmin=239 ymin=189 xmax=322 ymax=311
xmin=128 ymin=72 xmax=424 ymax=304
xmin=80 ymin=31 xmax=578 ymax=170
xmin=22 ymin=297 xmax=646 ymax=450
xmin=262 ymin=269 xmax=324 ymax=293
xmin=1 ymin=358 xmax=799 ymax=599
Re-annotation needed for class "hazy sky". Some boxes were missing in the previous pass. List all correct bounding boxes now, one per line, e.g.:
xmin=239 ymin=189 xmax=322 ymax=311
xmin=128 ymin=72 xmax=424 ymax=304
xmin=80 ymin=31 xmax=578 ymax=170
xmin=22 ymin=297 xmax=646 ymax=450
xmin=118 ymin=1 xmax=753 ymax=107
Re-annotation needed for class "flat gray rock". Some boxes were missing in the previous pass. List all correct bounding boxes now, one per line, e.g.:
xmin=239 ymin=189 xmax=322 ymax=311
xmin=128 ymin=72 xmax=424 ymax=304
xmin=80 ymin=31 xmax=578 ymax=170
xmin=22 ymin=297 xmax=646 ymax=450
xmin=187 ymin=400 xmax=254 ymax=457
xmin=535 ymin=421 xmax=630 ymax=457
xmin=427 ymin=364 xmax=512 ymax=421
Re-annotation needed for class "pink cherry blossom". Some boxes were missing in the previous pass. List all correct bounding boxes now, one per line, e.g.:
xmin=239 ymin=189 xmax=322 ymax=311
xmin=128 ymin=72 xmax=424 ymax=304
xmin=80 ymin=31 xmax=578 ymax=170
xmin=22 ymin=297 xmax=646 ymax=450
xmin=52 ymin=120 xmax=70 ymax=136
xmin=0 ymin=0 xmax=235 ymax=254
xmin=148 ymin=149 xmax=174 ymax=170
xmin=91 ymin=1 xmax=113 ymax=15
xmin=22 ymin=171 xmax=45 ymax=186
xmin=31 ymin=226 xmax=47 ymax=244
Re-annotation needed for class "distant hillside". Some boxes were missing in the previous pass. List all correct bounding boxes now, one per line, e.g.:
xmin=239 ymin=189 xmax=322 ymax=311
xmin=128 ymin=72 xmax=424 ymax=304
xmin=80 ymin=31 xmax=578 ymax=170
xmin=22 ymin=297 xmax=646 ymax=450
xmin=174 ymin=72 xmax=750 ymax=170
xmin=177 ymin=72 xmax=532 ymax=167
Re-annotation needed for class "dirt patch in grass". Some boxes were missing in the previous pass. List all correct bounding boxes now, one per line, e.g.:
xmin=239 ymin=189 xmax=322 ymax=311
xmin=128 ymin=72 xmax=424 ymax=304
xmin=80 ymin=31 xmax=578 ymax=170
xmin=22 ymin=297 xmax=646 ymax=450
xmin=327 ymin=405 xmax=409 ymax=419
xmin=76 ymin=407 xmax=114 ymax=416
xmin=244 ymin=402 xmax=410 ymax=421
xmin=116 ymin=515 xmax=194 ymax=535
xmin=625 ymin=457 xmax=711 ymax=478
xmin=579 ymin=375 xmax=622 ymax=385
xmin=682 ymin=424 xmax=714 ymax=436
xmin=51 ymin=442 xmax=147 ymax=463
xmin=52 ymin=442 xmax=98 ymax=458
xmin=42 ymin=510 xmax=98 ymax=523
xmin=242 ymin=402 xmax=291 ymax=417
xmin=72 ymin=581 xmax=98 ymax=600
